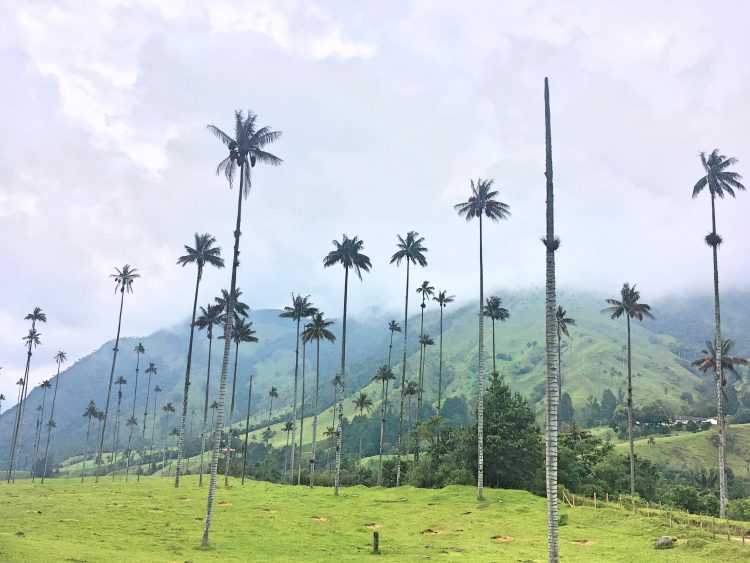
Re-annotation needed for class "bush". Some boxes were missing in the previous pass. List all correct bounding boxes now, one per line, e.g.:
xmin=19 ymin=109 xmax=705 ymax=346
xmin=727 ymin=499 xmax=750 ymax=522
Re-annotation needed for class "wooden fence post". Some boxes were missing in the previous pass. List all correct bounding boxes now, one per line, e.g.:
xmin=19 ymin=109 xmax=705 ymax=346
xmin=605 ymin=492 xmax=609 ymax=507
xmin=593 ymin=492 xmax=597 ymax=508
xmin=373 ymin=531 xmax=379 ymax=553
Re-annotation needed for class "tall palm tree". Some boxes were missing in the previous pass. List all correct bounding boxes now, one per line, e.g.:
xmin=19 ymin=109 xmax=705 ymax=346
xmin=387 ymin=321 xmax=401 ymax=367
xmin=404 ymin=381 xmax=418 ymax=427
xmin=555 ymin=306 xmax=576 ymax=393
xmin=110 ymin=376 xmax=127 ymax=478
xmin=433 ymin=291 xmax=454 ymax=415
xmin=221 ymin=317 xmax=257 ymax=487
xmin=602 ymin=283 xmax=654 ymax=496
xmin=138 ymin=362 xmax=157 ymax=483
xmin=414 ymin=280 xmax=434 ymax=465
xmin=124 ymin=415 xmax=138 ymax=477
xmin=194 ymin=303 xmax=223 ymax=486
xmin=353 ymin=392 xmax=374 ymax=480
xmin=215 ymin=287 xmax=250 ymax=321
xmin=267 ymin=386 xmax=279 ymax=423
xmin=693 ymin=149 xmax=745 ymax=517
xmin=203 ymin=110 xmax=282 ymax=547
xmin=96 ymin=264 xmax=140 ymax=482
xmin=455 ymin=178 xmax=511 ymax=501
xmin=166 ymin=427 xmax=180 ymax=476
xmin=125 ymin=343 xmax=145 ymax=481
xmin=209 ymin=401 xmax=219 ymax=434
xmin=161 ymin=403 xmax=176 ymax=471
xmin=0 ymin=394 xmax=5 ymax=415
xmin=542 ymin=78 xmax=561 ymax=562
xmin=323 ymin=425 xmax=337 ymax=471
xmin=390 ymin=231 xmax=428 ymax=486
xmin=483 ymin=296 xmax=510 ymax=377
xmin=279 ymin=294 xmax=317 ymax=484
xmin=241 ymin=375 xmax=254 ymax=485
xmin=282 ymin=420 xmax=294 ymax=482
xmin=372 ymin=365 xmax=396 ymax=486
xmin=81 ymin=401 xmax=98 ymax=482
xmin=41 ymin=350 xmax=66 ymax=484
xmin=175 ymin=233 xmax=225 ymax=487
xmin=150 ymin=385 xmax=162 ymax=466
xmin=301 ymin=312 xmax=336 ymax=487
xmin=414 ymin=333 xmax=434 ymax=464
xmin=331 ymin=374 xmax=342 ymax=430
xmin=7 ymin=306 xmax=46 ymax=483
xmin=31 ymin=380 xmax=52 ymax=481
xmin=323 ymin=234 xmax=372 ymax=495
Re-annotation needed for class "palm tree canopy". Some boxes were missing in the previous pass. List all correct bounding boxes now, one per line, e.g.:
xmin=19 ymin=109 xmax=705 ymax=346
xmin=115 ymin=376 xmax=127 ymax=385
xmin=83 ymin=401 xmax=98 ymax=418
xmin=388 ymin=320 xmax=401 ymax=333
xmin=269 ymin=386 xmax=279 ymax=399
xmin=154 ymin=385 xmax=162 ymax=393
xmin=145 ymin=362 xmax=157 ymax=376
xmin=332 ymin=373 xmax=343 ymax=387
xmin=283 ymin=421 xmax=294 ymax=432
xmin=279 ymin=294 xmax=317 ymax=322
xmin=17 ymin=378 xmax=25 ymax=386
xmin=111 ymin=264 xmax=140 ymax=293
xmin=419 ymin=333 xmax=435 ymax=347
xmin=177 ymin=233 xmax=225 ymax=280
xmin=390 ymin=231 xmax=428 ymax=267
xmin=126 ymin=416 xmax=138 ymax=426
xmin=40 ymin=380 xmax=52 ymax=389
xmin=693 ymin=149 xmax=745 ymax=200
xmin=215 ymin=288 xmax=249 ymax=320
xmin=25 ymin=307 xmax=47 ymax=325
xmin=163 ymin=402 xmax=175 ymax=414
xmin=372 ymin=365 xmax=396 ymax=384
xmin=194 ymin=304 xmax=224 ymax=333
xmin=417 ymin=280 xmax=435 ymax=303
xmin=302 ymin=312 xmax=336 ymax=344
xmin=0 ymin=394 xmax=5 ymax=401
xmin=692 ymin=339 xmax=749 ymax=382
xmin=404 ymin=381 xmax=419 ymax=396
xmin=353 ymin=392 xmax=374 ymax=414
xmin=226 ymin=317 xmax=258 ymax=345
xmin=483 ymin=295 xmax=510 ymax=322
xmin=23 ymin=328 xmax=41 ymax=349
xmin=208 ymin=110 xmax=283 ymax=196
xmin=454 ymin=178 xmax=511 ymax=222
xmin=602 ymin=283 xmax=655 ymax=321
xmin=556 ymin=306 xmax=577 ymax=338
xmin=134 ymin=343 xmax=145 ymax=355
xmin=46 ymin=420 xmax=56 ymax=429
xmin=323 ymin=234 xmax=372 ymax=279
xmin=210 ymin=401 xmax=219 ymax=410
xmin=434 ymin=290 xmax=455 ymax=308
xmin=55 ymin=350 xmax=67 ymax=364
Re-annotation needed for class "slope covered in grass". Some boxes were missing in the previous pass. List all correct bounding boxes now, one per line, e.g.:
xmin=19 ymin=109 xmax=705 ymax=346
xmin=1 ymin=478 xmax=749 ymax=562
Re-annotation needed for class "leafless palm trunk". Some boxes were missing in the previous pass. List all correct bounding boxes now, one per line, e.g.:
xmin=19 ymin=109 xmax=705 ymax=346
xmin=81 ymin=417 xmax=92 ymax=483
xmin=41 ymin=364 xmax=62 ymax=484
xmin=298 ymin=342 xmax=308 ymax=485
xmin=138 ymin=368 xmax=154 ymax=483
xmin=333 ymin=267 xmax=349 ymax=496
xmin=310 ymin=339 xmax=321 ymax=487
xmin=414 ymin=299 xmax=426 ymax=464
xmin=377 ymin=377 xmax=387 ymax=486
xmin=289 ymin=317 xmax=302 ymax=485
xmin=626 ymin=316 xmax=635 ymax=496
xmin=476 ymin=212 xmax=486 ymax=501
xmin=395 ymin=261 xmax=411 ymax=486
xmin=224 ymin=340 xmax=241 ymax=487
xmin=241 ymin=376 xmax=253 ymax=485
xmin=125 ymin=353 xmax=141 ymax=482
xmin=199 ymin=335 xmax=214 ymax=486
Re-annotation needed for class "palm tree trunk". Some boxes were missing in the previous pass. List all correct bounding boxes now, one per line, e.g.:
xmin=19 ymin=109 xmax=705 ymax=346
xmin=81 ymin=417 xmax=92 ymax=483
xmin=41 ymin=362 xmax=63 ymax=484
xmin=310 ymin=339 xmax=321 ymax=488
xmin=224 ymin=340 xmax=241 ymax=487
xmin=202 ymin=161 xmax=245 ymax=547
xmin=626 ymin=316 xmax=635 ymax=496
xmin=150 ymin=392 xmax=159 ymax=467
xmin=110 ymin=393 xmax=122 ymax=479
xmin=199 ymin=335 xmax=214 ymax=487
xmin=491 ymin=318 xmax=497 ymax=377
xmin=96 ymin=288 xmax=126 ymax=482
xmin=241 ymin=375 xmax=253 ymax=485
xmin=125 ymin=352 xmax=141 ymax=482
xmin=377 ymin=378 xmax=386 ymax=487
xmin=290 ymin=317 xmax=301 ymax=485
xmin=476 ymin=213 xmax=486 ymax=501
xmin=709 ymin=192 xmax=728 ymax=517
xmin=438 ymin=307 xmax=444 ymax=415
xmin=138 ymin=370 xmax=153 ymax=483
xmin=396 ymin=261 xmax=411 ymax=487
xmin=333 ymin=266 xmax=349 ymax=496
xmin=284 ymin=431 xmax=290 ymax=481
xmin=176 ymin=268 xmax=202 ymax=487
xmin=557 ymin=330 xmax=562 ymax=397
xmin=544 ymin=77 xmax=560 ymax=563
xmin=415 ymin=299 xmax=426 ymax=464
xmin=298 ymin=342 xmax=307 ymax=485
xmin=7 ymin=347 xmax=34 ymax=482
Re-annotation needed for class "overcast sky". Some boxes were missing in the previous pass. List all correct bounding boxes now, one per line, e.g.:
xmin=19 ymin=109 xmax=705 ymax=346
xmin=1 ymin=0 xmax=749 ymax=405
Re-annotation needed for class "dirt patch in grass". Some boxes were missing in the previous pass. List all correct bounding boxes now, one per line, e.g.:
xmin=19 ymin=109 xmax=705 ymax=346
xmin=572 ymin=539 xmax=596 ymax=546
xmin=310 ymin=516 xmax=328 ymax=522
xmin=491 ymin=535 xmax=514 ymax=542
xmin=149 ymin=508 xmax=162 ymax=513
xmin=261 ymin=508 xmax=277 ymax=514
xmin=421 ymin=529 xmax=445 ymax=535
xmin=218 ymin=502 xmax=233 ymax=508
xmin=178 ymin=497 xmax=191 ymax=503
xmin=365 ymin=523 xmax=382 ymax=530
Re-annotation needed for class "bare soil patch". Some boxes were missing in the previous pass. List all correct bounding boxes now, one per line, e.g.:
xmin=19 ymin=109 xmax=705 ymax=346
xmin=365 ymin=523 xmax=382 ymax=530
xmin=178 ymin=497 xmax=191 ymax=503
xmin=421 ymin=529 xmax=445 ymax=535
xmin=491 ymin=535 xmax=514 ymax=542
xmin=572 ymin=539 xmax=596 ymax=546
xmin=218 ymin=501 xmax=233 ymax=508
xmin=261 ymin=508 xmax=277 ymax=514
xmin=310 ymin=516 xmax=328 ymax=522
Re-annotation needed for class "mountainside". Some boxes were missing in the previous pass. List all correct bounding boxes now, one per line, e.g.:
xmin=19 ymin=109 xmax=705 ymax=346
xmin=1 ymin=288 xmax=749 ymax=468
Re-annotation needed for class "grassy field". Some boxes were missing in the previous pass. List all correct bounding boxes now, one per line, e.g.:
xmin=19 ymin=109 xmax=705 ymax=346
xmin=1 ymin=477 xmax=749 ymax=562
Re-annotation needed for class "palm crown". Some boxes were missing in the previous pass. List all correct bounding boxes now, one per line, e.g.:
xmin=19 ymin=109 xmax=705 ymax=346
xmin=134 ymin=343 xmax=145 ymax=355
xmin=602 ymin=283 xmax=655 ymax=321
xmin=693 ymin=149 xmax=745 ymax=200
xmin=454 ymin=178 xmax=511 ymax=222
xmin=373 ymin=365 xmax=396 ymax=384
xmin=194 ymin=304 xmax=224 ymax=337
xmin=269 ymin=387 xmax=279 ymax=399
xmin=207 ymin=110 xmax=283 ymax=197
xmin=25 ymin=307 xmax=47 ymax=327
xmin=215 ymin=288 xmax=249 ymax=321
xmin=145 ymin=362 xmax=157 ymax=376
xmin=555 ymin=306 xmax=576 ymax=338
xmin=177 ymin=233 xmax=225 ymax=281
xmin=434 ymin=290 xmax=455 ymax=308
xmin=229 ymin=318 xmax=258 ymax=346
xmin=390 ymin=231 xmax=428 ymax=267
xmin=301 ymin=312 xmax=336 ymax=344
xmin=388 ymin=320 xmax=401 ymax=333
xmin=280 ymin=294 xmax=317 ymax=322
xmin=353 ymin=392 xmax=374 ymax=415
xmin=111 ymin=265 xmax=139 ymax=293
xmin=692 ymin=339 xmax=749 ymax=386
xmin=323 ymin=235 xmax=372 ymax=279
xmin=54 ymin=350 xmax=67 ymax=365
xmin=419 ymin=333 xmax=434 ymax=347
xmin=23 ymin=328 xmax=41 ymax=350
xmin=417 ymin=281 xmax=435 ymax=307
xmin=483 ymin=296 xmax=509 ymax=322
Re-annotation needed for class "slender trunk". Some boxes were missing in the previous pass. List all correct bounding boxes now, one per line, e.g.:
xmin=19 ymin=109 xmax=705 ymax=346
xmin=96 ymin=289 xmax=126 ymax=482
xmin=414 ymin=298 xmax=426 ymax=464
xmin=224 ymin=340 xmax=241 ymax=487
xmin=310 ymin=339 xmax=321 ymax=488
xmin=41 ymin=362 xmax=63 ymax=483
xmin=298 ymin=342 xmax=307 ymax=485
xmin=334 ymin=267 xmax=349 ymax=496
xmin=476 ymin=213 xmax=486 ymax=501
xmin=284 ymin=431 xmax=290 ymax=481
xmin=626 ymin=316 xmax=635 ymax=496
xmin=110 ymin=392 xmax=122 ymax=479
xmin=241 ymin=376 xmax=253 ymax=485
xmin=290 ymin=318 xmax=301 ymax=486
xmin=199 ymin=334 xmax=214 ymax=486
xmin=150 ymin=391 xmax=159 ymax=467
xmin=138 ymin=370 xmax=154 ymax=483
xmin=7 ymin=347 xmax=34 ymax=482
xmin=377 ymin=377 xmax=386 ymax=486
xmin=202 ymin=162 xmax=245 ymax=547
xmin=396 ymin=261 xmax=411 ymax=486
xmin=438 ymin=307 xmax=444 ymax=415
xmin=81 ymin=417 xmax=92 ymax=482
xmin=125 ymin=352 xmax=141 ymax=482
xmin=557 ymin=329 xmax=562 ymax=397
xmin=709 ymin=192 xmax=727 ymax=517
xmin=176 ymin=268 xmax=202 ymax=487
xmin=544 ymin=77 xmax=560 ymax=563
xmin=31 ymin=388 xmax=48 ymax=481
xmin=491 ymin=318 xmax=497 ymax=377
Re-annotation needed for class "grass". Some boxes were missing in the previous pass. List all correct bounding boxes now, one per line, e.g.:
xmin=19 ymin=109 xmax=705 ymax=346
xmin=1 ymin=477 xmax=749 ymax=561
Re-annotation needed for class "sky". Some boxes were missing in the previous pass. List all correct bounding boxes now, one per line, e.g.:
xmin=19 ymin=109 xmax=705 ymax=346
xmin=1 ymin=0 xmax=749 ymax=405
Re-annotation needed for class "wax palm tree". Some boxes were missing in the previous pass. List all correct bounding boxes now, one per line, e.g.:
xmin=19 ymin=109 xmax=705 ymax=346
xmin=323 ymin=425 xmax=337 ymax=470
xmin=387 ymin=320 xmax=401 ymax=367
xmin=221 ymin=317 xmax=257 ymax=487
xmin=96 ymin=264 xmax=139 ymax=482
xmin=602 ymin=283 xmax=654 ymax=496
xmin=125 ymin=343 xmax=145 ymax=481
xmin=161 ymin=403 xmax=176 ymax=471
xmin=124 ymin=415 xmax=138 ymax=476
xmin=138 ymin=362 xmax=157 ymax=482
xmin=209 ymin=401 xmax=219 ymax=434
xmin=372 ymin=365 xmax=396 ymax=485
xmin=693 ymin=149 xmax=745 ymax=516
xmin=353 ymin=392 xmax=374 ymax=480
xmin=390 ymin=231 xmax=428 ymax=486
xmin=414 ymin=333 xmax=434 ymax=463
xmin=283 ymin=420 xmax=294 ymax=481
xmin=110 ymin=376 xmax=127 ymax=478
xmin=194 ymin=303 xmax=223 ymax=486
xmin=7 ymin=306 xmax=45 ymax=483
xmin=404 ymin=381 xmax=419 ymax=427
xmin=301 ymin=312 xmax=336 ymax=487
xmin=433 ymin=291 xmax=454 ymax=415
xmin=279 ymin=294 xmax=317 ymax=484
xmin=692 ymin=339 xmax=749 ymax=381
xmin=267 ymin=386 xmax=279 ymax=423
xmin=215 ymin=287 xmax=250 ymax=321
xmin=0 ymin=394 xmax=5 ymax=415
xmin=81 ymin=402 xmax=98 ymax=482
xmin=150 ymin=385 xmax=162 ymax=466
xmin=31 ymin=380 xmax=52 ymax=481
xmin=331 ymin=374 xmax=342 ymax=430
xmin=324 ymin=234 xmax=372 ymax=495
xmin=41 ymin=350 xmax=66 ymax=484
xmin=455 ymin=177 xmax=510 ymax=500
xmin=175 ymin=233 xmax=225 ymax=487
xmin=555 ymin=306 xmax=576 ymax=393
xmin=414 ymin=280 xmax=434 ymax=465
xmin=166 ymin=427 xmax=180 ymax=476
xmin=203 ymin=109 xmax=282 ymax=546
xmin=483 ymin=296 xmax=510 ymax=377
xmin=241 ymin=375 xmax=254 ymax=485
